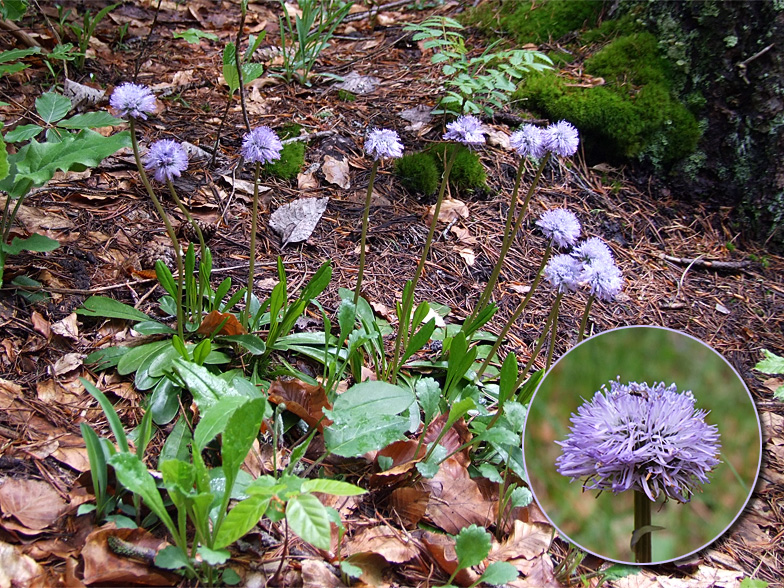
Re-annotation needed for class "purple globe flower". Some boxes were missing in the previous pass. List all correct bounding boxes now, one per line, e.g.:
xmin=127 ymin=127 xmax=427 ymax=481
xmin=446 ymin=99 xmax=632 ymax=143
xmin=544 ymin=120 xmax=580 ymax=157
xmin=581 ymin=258 xmax=623 ymax=302
xmin=544 ymin=254 xmax=582 ymax=293
xmin=365 ymin=128 xmax=404 ymax=160
xmin=443 ymin=115 xmax=485 ymax=147
xmin=110 ymin=82 xmax=157 ymax=120
xmin=510 ymin=124 xmax=546 ymax=159
xmin=241 ymin=126 xmax=283 ymax=165
xmin=572 ymin=237 xmax=613 ymax=266
xmin=536 ymin=208 xmax=581 ymax=249
xmin=556 ymin=379 xmax=721 ymax=503
xmin=144 ymin=139 xmax=188 ymax=182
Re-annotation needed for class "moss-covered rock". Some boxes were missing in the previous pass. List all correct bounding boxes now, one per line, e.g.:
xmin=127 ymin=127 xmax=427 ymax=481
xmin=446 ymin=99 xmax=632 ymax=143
xmin=394 ymin=144 xmax=487 ymax=196
xmin=263 ymin=141 xmax=305 ymax=180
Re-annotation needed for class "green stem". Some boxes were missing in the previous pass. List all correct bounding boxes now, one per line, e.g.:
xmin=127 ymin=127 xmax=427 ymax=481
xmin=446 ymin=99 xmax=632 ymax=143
xmin=243 ymin=162 xmax=262 ymax=330
xmin=475 ymin=243 xmax=553 ymax=379
xmin=129 ymin=119 xmax=185 ymax=340
xmin=577 ymin=294 xmax=595 ymax=343
xmin=514 ymin=291 xmax=563 ymax=391
xmin=354 ymin=159 xmax=379 ymax=305
xmin=389 ymin=144 xmax=459 ymax=383
xmin=466 ymin=153 xmax=550 ymax=333
xmin=634 ymin=490 xmax=652 ymax=563
xmin=545 ymin=293 xmax=562 ymax=371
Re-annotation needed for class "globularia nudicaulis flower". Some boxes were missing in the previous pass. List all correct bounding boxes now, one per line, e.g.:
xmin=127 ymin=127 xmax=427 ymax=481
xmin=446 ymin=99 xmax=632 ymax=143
xmin=556 ymin=379 xmax=721 ymax=503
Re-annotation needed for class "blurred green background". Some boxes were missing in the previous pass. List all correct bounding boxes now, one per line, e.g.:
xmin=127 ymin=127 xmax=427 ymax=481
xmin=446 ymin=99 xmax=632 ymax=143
xmin=524 ymin=326 xmax=761 ymax=563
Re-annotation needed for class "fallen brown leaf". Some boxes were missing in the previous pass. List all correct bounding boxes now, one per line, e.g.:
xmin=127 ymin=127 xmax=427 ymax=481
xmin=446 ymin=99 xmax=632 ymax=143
xmin=424 ymin=457 xmax=496 ymax=534
xmin=423 ymin=415 xmax=472 ymax=467
xmin=268 ymin=378 xmax=331 ymax=431
xmin=420 ymin=530 xmax=479 ymax=586
xmin=388 ymin=486 xmax=429 ymax=528
xmin=345 ymin=526 xmax=419 ymax=564
xmin=196 ymin=310 xmax=246 ymax=336
xmin=0 ymin=540 xmax=48 ymax=588
xmin=301 ymin=559 xmax=345 ymax=588
xmin=489 ymin=520 xmax=553 ymax=578
xmin=0 ymin=478 xmax=67 ymax=531
xmin=322 ymin=155 xmax=351 ymax=189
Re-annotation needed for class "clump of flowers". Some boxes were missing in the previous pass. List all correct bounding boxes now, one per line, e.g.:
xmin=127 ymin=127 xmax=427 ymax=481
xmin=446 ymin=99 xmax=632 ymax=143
xmin=573 ymin=237 xmax=624 ymax=341
xmin=536 ymin=208 xmax=581 ymax=249
xmin=355 ymin=128 xmax=404 ymax=305
xmin=242 ymin=126 xmax=284 ymax=329
xmin=556 ymin=379 xmax=721 ymax=502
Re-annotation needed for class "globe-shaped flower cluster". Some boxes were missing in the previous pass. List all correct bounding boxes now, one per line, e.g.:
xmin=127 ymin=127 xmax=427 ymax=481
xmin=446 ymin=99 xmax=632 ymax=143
xmin=556 ymin=379 xmax=721 ymax=502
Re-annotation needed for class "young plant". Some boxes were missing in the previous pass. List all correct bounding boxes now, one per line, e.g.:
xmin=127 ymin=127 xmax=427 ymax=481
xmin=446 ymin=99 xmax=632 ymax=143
xmin=447 ymin=525 xmax=518 ymax=587
xmin=275 ymin=0 xmax=353 ymax=85
xmin=65 ymin=2 xmax=119 ymax=70
xmin=0 ymin=91 xmax=128 ymax=286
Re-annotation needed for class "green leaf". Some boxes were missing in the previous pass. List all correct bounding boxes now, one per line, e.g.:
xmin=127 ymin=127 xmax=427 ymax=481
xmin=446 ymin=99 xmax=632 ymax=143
xmin=242 ymin=62 xmax=264 ymax=84
xmin=324 ymin=414 xmax=409 ymax=457
xmin=630 ymin=525 xmax=665 ymax=549
xmin=1 ymin=233 xmax=58 ymax=255
xmin=213 ymin=493 xmax=272 ymax=549
xmin=155 ymin=261 xmax=177 ymax=299
xmin=416 ymin=377 xmax=441 ymax=426
xmin=221 ymin=334 xmax=266 ymax=355
xmin=35 ymin=92 xmax=71 ymax=124
xmin=221 ymin=397 xmax=267 ymax=485
xmin=509 ymin=486 xmax=533 ymax=509
xmin=755 ymin=349 xmax=784 ymax=375
xmin=498 ymin=352 xmax=518 ymax=404
xmin=149 ymin=378 xmax=179 ymax=425
xmin=300 ymin=479 xmax=366 ymax=496
xmin=4 ymin=124 xmax=42 ymax=143
xmin=57 ymin=111 xmax=125 ymax=129
xmin=0 ymin=47 xmax=41 ymax=64
xmin=77 ymin=295 xmax=150 ymax=321
xmin=81 ymin=378 xmax=129 ymax=453
xmin=80 ymin=423 xmax=107 ymax=506
xmin=173 ymin=28 xmax=219 ymax=43
xmin=109 ymin=453 xmax=177 ymax=536
xmin=196 ymin=545 xmax=230 ymax=566
xmin=332 ymin=381 xmax=414 ymax=417
xmin=159 ymin=417 xmax=191 ymax=463
xmin=340 ymin=560 xmax=364 ymax=579
xmin=601 ymin=564 xmax=641 ymax=581
xmin=0 ymin=129 xmax=7 ymax=181
xmin=454 ymin=524 xmax=491 ymax=570
xmin=154 ymin=545 xmax=190 ymax=570
xmin=222 ymin=43 xmax=239 ymax=94
xmin=222 ymin=568 xmax=242 ymax=586
xmin=131 ymin=320 xmax=176 ymax=335
xmin=173 ymin=358 xmax=235 ymax=409
xmin=416 ymin=444 xmax=447 ymax=478
xmin=476 ymin=463 xmax=503 ymax=484
xmin=739 ymin=580 xmax=769 ymax=588
xmin=193 ymin=395 xmax=249 ymax=451
xmin=479 ymin=561 xmax=518 ymax=586
xmin=116 ymin=340 xmax=170 ymax=376
xmin=286 ymin=492 xmax=331 ymax=550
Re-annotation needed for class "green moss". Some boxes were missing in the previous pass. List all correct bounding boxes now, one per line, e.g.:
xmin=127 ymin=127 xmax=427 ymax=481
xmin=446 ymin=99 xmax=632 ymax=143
xmin=263 ymin=141 xmax=305 ymax=180
xmin=394 ymin=144 xmax=487 ymax=196
xmin=463 ymin=0 xmax=602 ymax=44
xmin=337 ymin=89 xmax=356 ymax=102
xmin=394 ymin=151 xmax=440 ymax=196
xmin=585 ymin=32 xmax=671 ymax=86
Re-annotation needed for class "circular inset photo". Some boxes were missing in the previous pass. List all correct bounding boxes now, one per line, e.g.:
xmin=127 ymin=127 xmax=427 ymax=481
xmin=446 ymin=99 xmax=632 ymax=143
xmin=523 ymin=326 xmax=761 ymax=565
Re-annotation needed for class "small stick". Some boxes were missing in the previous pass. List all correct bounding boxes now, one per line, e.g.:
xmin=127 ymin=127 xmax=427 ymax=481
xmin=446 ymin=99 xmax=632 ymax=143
xmin=658 ymin=253 xmax=752 ymax=272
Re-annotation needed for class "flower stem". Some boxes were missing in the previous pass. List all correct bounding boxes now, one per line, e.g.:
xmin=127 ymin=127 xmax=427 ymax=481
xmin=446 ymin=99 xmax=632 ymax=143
xmin=465 ymin=153 xmax=550 ymax=333
xmin=545 ymin=293 xmax=562 ymax=371
xmin=514 ymin=291 xmax=562 ymax=391
xmin=634 ymin=490 xmax=652 ymax=564
xmin=354 ymin=159 xmax=379 ymax=306
xmin=244 ymin=162 xmax=262 ymax=330
xmin=475 ymin=243 xmax=553 ymax=379
xmin=129 ymin=120 xmax=185 ymax=340
xmin=389 ymin=144 xmax=458 ymax=383
xmin=577 ymin=294 xmax=595 ymax=342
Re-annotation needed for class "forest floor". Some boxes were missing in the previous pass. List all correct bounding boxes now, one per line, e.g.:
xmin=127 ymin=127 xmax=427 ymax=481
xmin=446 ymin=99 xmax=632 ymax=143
xmin=0 ymin=1 xmax=782 ymax=587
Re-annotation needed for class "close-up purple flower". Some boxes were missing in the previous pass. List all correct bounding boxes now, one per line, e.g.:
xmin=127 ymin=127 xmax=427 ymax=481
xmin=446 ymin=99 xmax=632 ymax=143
xmin=572 ymin=237 xmax=613 ymax=266
xmin=555 ymin=379 xmax=721 ymax=503
xmin=581 ymin=258 xmax=623 ymax=301
xmin=544 ymin=120 xmax=580 ymax=157
xmin=544 ymin=254 xmax=582 ymax=293
xmin=365 ymin=128 xmax=404 ymax=160
xmin=241 ymin=126 xmax=283 ymax=165
xmin=110 ymin=82 xmax=157 ymax=120
xmin=442 ymin=115 xmax=485 ymax=147
xmin=144 ymin=139 xmax=188 ymax=182
xmin=536 ymin=208 xmax=581 ymax=249
xmin=510 ymin=124 xmax=546 ymax=159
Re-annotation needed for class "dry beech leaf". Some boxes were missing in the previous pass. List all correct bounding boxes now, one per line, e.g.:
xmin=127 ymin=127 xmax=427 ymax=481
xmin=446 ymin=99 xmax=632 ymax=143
xmin=51 ymin=312 xmax=80 ymax=340
xmin=301 ymin=559 xmax=345 ymax=588
xmin=450 ymin=225 xmax=477 ymax=245
xmin=0 ymin=478 xmax=67 ymax=531
xmin=268 ymin=378 xmax=331 ymax=431
xmin=388 ymin=486 xmax=429 ymax=529
xmin=52 ymin=353 xmax=84 ymax=376
xmin=369 ymin=439 xmax=426 ymax=488
xmin=424 ymin=456 xmax=496 ymax=534
xmin=322 ymin=155 xmax=351 ymax=189
xmin=196 ymin=310 xmax=246 ymax=336
xmin=513 ymin=553 xmax=560 ymax=588
xmin=399 ymin=105 xmax=433 ymax=132
xmin=486 ymin=128 xmax=510 ymax=149
xmin=64 ymin=78 xmax=105 ymax=110
xmin=420 ymin=531 xmax=479 ymax=586
xmin=335 ymin=71 xmax=380 ymax=95
xmin=423 ymin=415 xmax=472 ymax=467
xmin=488 ymin=520 xmax=553 ymax=577
xmin=0 ymin=540 xmax=47 ymax=588
xmin=298 ymin=170 xmax=320 ymax=190
xmin=345 ymin=526 xmax=419 ymax=564
xmin=82 ymin=526 xmax=178 ymax=586
xmin=269 ymin=197 xmax=329 ymax=246
xmin=31 ymin=311 xmax=50 ymax=339
xmin=457 ymin=247 xmax=476 ymax=266
xmin=429 ymin=198 xmax=469 ymax=224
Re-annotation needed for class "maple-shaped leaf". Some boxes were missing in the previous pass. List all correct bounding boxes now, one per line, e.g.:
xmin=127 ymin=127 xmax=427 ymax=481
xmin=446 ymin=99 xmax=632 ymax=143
xmin=268 ymin=377 xmax=331 ymax=431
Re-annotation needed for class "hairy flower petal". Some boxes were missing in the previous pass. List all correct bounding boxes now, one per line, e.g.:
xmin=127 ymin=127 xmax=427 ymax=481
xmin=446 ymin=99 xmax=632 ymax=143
xmin=544 ymin=120 xmax=580 ymax=157
xmin=365 ymin=128 xmax=404 ymax=160
xmin=572 ymin=237 xmax=613 ymax=265
xmin=443 ymin=115 xmax=485 ymax=147
xmin=110 ymin=82 xmax=157 ymax=120
xmin=241 ymin=126 xmax=283 ymax=164
xmin=144 ymin=139 xmax=188 ymax=182
xmin=510 ymin=124 xmax=546 ymax=159
xmin=536 ymin=208 xmax=581 ymax=249
xmin=544 ymin=254 xmax=582 ymax=293
xmin=581 ymin=258 xmax=623 ymax=301
xmin=556 ymin=380 xmax=721 ymax=502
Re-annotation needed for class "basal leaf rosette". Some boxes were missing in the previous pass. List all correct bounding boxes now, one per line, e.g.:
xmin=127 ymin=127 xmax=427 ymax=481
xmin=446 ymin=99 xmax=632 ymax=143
xmin=556 ymin=379 xmax=721 ymax=503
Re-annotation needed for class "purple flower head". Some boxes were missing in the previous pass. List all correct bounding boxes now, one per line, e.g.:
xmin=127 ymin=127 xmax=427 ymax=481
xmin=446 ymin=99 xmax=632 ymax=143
xmin=556 ymin=379 xmax=721 ymax=502
xmin=544 ymin=120 xmax=580 ymax=157
xmin=443 ymin=115 xmax=485 ymax=147
xmin=581 ymin=258 xmax=623 ymax=301
xmin=110 ymin=82 xmax=157 ymax=120
xmin=144 ymin=139 xmax=188 ymax=182
xmin=536 ymin=208 xmax=581 ymax=249
xmin=544 ymin=254 xmax=582 ymax=293
xmin=510 ymin=124 xmax=546 ymax=159
xmin=365 ymin=128 xmax=404 ymax=160
xmin=572 ymin=237 xmax=613 ymax=266
xmin=241 ymin=126 xmax=283 ymax=165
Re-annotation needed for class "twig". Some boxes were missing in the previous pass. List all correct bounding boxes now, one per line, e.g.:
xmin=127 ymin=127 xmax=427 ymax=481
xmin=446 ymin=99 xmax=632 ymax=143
xmin=0 ymin=18 xmax=41 ymax=49
xmin=658 ymin=253 xmax=752 ymax=272
xmin=133 ymin=0 xmax=163 ymax=81
xmin=343 ymin=0 xmax=412 ymax=22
